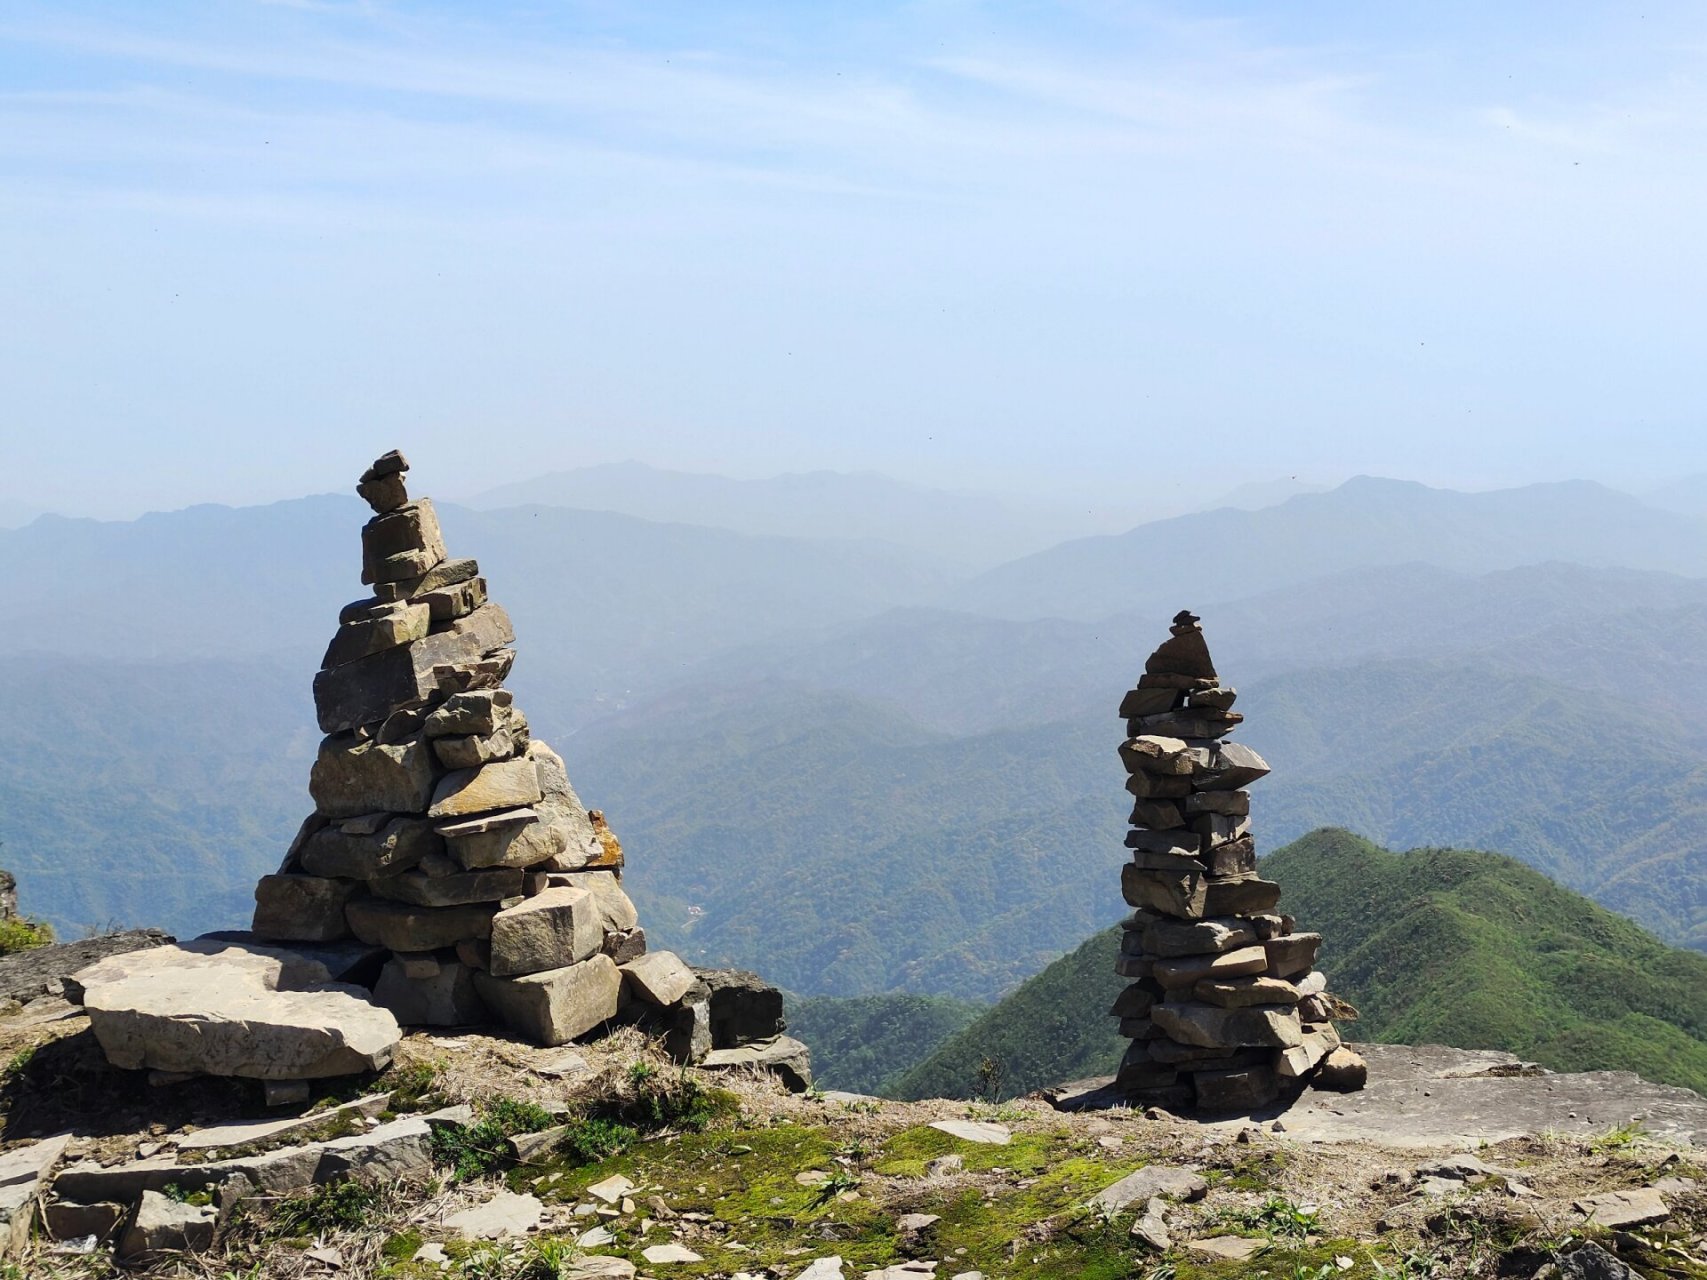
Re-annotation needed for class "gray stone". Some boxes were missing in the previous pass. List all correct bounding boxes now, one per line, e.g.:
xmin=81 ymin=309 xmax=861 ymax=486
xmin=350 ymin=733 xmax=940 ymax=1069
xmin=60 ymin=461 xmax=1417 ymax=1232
xmin=1118 ymin=735 xmax=1194 ymax=776
xmin=119 ymin=1190 xmax=216 ymax=1259
xmin=1313 ymin=1046 xmax=1368 ymax=1091
xmin=75 ymin=939 xmax=398 ymax=1079
xmin=0 ymin=1133 xmax=71 ymax=1256
xmin=177 ymin=1094 xmax=390 ymax=1152
xmin=1194 ymin=1064 xmax=1279 ymax=1112
xmin=0 ymin=930 xmax=171 ymax=1006
xmin=547 ymin=871 xmax=640 ymax=932
xmin=430 ymin=757 xmax=544 ymax=819
xmin=1276 ymin=1024 xmax=1341 ymax=1079
xmin=1119 ymin=686 xmax=1178 ymax=718
xmin=395 ymin=556 xmax=479 ymax=598
xmin=373 ymin=956 xmax=485 ymax=1026
xmin=44 ymin=1199 xmax=124 ymax=1244
xmin=252 ymin=874 xmax=357 ymax=942
xmin=310 ymin=731 xmax=438 ymax=818
xmin=1183 ymin=790 xmax=1249 ymax=817
xmin=371 ymin=866 xmax=523 ymax=907
xmin=1109 ymin=982 xmax=1158 ymax=1019
xmin=1559 ymin=1243 xmax=1638 ymax=1280
xmin=361 ymin=499 xmax=447 ymax=584
xmin=696 ymin=967 xmax=787 ymax=1047
xmin=299 ymin=818 xmax=442 ymax=880
xmin=1202 ymin=835 xmax=1257 ymax=878
xmin=357 ymin=469 xmax=409 ymax=513
xmin=1152 ymin=1001 xmax=1303 ymax=1049
xmin=926 ymin=1119 xmax=1009 ymax=1144
xmin=1089 ymin=1164 xmax=1207 ymax=1212
xmin=1124 ymin=770 xmax=1192 ymax=799
xmin=1123 ymin=828 xmax=1202 ymax=856
xmin=1574 ymin=1188 xmax=1669 ymax=1228
xmin=1142 ymin=917 xmax=1258 ymax=958
xmin=530 ymin=742 xmax=603 ymax=870
xmin=700 ymin=1035 xmax=814 ymax=1092
xmin=1263 ymin=933 xmax=1323 ymax=978
xmin=1130 ymin=1198 xmax=1171 ymax=1250
xmin=1196 ymin=741 xmax=1271 ymax=791
xmin=1186 ymin=1236 xmax=1265 ymax=1261
xmin=1193 ymin=975 xmax=1302 ymax=1007
xmin=438 ymin=807 xmax=551 ymax=869
xmin=489 ymin=888 xmax=602 ymax=977
xmin=662 ymin=980 xmax=711 ymax=1062
xmin=433 ymin=727 xmax=516 ymax=770
xmin=322 ymin=601 xmax=430 ymax=670
xmin=445 ymin=1190 xmax=542 ymax=1239
xmin=424 ymin=689 xmax=514 ymax=738
xmin=1152 ymin=946 xmax=1269 ymax=991
xmin=421 ymin=575 xmax=488 ymax=622
xmin=474 ymin=954 xmax=622 ymax=1046
xmin=621 ymin=951 xmax=696 ymax=1006
xmin=345 ymin=898 xmax=495 ymax=952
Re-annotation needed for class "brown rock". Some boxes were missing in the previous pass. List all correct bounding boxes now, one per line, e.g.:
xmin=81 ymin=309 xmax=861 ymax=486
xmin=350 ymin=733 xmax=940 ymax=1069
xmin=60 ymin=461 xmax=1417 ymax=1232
xmin=1142 ymin=917 xmax=1257 ymax=957
xmin=1313 ymin=1046 xmax=1368 ymax=1091
xmin=298 ymin=818 xmax=441 ymax=880
xmin=429 ymin=758 xmax=544 ymax=819
xmin=473 ymin=955 xmax=622 ymax=1047
xmin=370 ymin=866 xmax=524 ymax=908
xmin=489 ymin=888 xmax=602 ymax=977
xmin=1151 ymin=1000 xmax=1304 ymax=1049
xmin=252 ymin=875 xmax=357 ymax=943
xmin=1263 ymin=933 xmax=1323 ymax=979
xmin=1194 ymin=1064 xmax=1278 ymax=1112
xmin=309 ymin=732 xmax=438 ymax=819
xmin=345 ymin=898 xmax=496 ymax=952
xmin=1152 ymin=946 xmax=1269 ymax=991
xmin=1193 ymin=975 xmax=1301 ymax=1007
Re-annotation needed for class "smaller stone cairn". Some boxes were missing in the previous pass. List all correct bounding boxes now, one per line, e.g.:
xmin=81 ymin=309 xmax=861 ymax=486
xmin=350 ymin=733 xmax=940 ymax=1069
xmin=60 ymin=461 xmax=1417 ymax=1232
xmin=1112 ymin=611 xmax=1364 ymax=1111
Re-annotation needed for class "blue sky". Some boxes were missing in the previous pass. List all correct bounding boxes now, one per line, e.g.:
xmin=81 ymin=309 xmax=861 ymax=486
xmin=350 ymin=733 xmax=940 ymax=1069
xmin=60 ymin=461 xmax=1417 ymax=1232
xmin=5 ymin=1 xmax=1707 ymax=518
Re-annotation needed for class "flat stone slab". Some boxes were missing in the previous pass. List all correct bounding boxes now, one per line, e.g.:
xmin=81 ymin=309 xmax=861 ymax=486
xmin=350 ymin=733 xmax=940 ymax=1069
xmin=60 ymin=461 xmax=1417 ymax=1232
xmin=445 ymin=1190 xmax=542 ymax=1239
xmin=1089 ymin=1165 xmax=1207 ymax=1212
xmin=73 ymin=938 xmax=399 ymax=1080
xmin=1047 ymin=1044 xmax=1707 ymax=1147
xmin=1574 ymin=1188 xmax=1670 ymax=1228
xmin=176 ymin=1093 xmax=391 ymax=1151
xmin=928 ymin=1120 xmax=1011 ymax=1145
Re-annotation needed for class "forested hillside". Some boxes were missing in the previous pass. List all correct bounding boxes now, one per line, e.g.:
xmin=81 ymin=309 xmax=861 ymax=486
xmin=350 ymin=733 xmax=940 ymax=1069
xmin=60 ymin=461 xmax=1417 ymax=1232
xmin=895 ymin=829 xmax=1707 ymax=1100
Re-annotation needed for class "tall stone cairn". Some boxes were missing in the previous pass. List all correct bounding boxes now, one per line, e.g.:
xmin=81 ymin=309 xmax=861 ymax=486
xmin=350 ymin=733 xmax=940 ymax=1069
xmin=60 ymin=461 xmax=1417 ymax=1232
xmin=249 ymin=450 xmax=776 ymax=1064
xmin=1112 ymin=610 xmax=1366 ymax=1111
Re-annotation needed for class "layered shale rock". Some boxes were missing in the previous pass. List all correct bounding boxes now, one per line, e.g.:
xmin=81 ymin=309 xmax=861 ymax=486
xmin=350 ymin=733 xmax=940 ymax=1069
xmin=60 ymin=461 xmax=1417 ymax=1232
xmin=1112 ymin=610 xmax=1365 ymax=1111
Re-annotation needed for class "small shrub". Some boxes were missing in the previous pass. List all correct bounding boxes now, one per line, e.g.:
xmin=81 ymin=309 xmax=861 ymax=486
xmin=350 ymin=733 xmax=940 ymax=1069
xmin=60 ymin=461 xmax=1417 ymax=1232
xmin=514 ymin=1236 xmax=579 ymax=1280
xmin=431 ymin=1096 xmax=558 ymax=1182
xmin=381 ymin=1228 xmax=423 ymax=1261
xmin=270 ymin=1179 xmax=380 ymax=1234
xmin=160 ymin=1182 xmax=214 ymax=1207
xmin=0 ymin=918 xmax=53 ymax=956
xmin=383 ymin=1059 xmax=444 ymax=1113
xmin=560 ymin=1116 xmax=639 ymax=1165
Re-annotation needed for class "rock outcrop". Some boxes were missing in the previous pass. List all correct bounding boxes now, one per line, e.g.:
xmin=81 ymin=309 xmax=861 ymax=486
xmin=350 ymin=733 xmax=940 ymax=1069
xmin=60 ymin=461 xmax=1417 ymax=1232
xmin=1112 ymin=611 xmax=1364 ymax=1110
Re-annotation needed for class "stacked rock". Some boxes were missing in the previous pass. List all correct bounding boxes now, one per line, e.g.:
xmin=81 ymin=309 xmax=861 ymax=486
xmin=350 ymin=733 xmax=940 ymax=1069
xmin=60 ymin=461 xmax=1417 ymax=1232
xmin=1112 ymin=611 xmax=1364 ymax=1111
xmin=250 ymin=452 xmax=706 ymax=1053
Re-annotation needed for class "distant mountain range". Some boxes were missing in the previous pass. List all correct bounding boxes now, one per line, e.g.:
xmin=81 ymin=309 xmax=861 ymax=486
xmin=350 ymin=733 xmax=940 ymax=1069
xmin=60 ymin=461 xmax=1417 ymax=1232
xmin=953 ymin=476 xmax=1707 ymax=621
xmin=890 ymin=829 xmax=1707 ymax=1101
xmin=462 ymin=462 xmax=1085 ymax=571
xmin=4 ymin=470 xmax=1707 ymax=997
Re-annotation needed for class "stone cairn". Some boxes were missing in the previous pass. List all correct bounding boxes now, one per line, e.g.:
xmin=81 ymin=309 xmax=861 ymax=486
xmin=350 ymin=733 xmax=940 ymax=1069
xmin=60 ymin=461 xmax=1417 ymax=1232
xmin=1112 ymin=611 xmax=1365 ymax=1111
xmin=248 ymin=450 xmax=802 ymax=1077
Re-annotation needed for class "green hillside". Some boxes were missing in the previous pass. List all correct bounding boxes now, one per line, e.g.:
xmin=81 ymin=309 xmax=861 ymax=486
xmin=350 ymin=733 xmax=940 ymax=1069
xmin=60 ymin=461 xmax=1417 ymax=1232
xmin=893 ymin=828 xmax=1707 ymax=1100
xmin=787 ymin=993 xmax=984 ymax=1095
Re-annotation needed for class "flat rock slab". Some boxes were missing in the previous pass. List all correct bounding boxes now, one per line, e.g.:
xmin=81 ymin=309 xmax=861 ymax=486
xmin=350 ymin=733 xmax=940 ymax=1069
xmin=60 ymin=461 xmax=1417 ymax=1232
xmin=445 ymin=1190 xmax=542 ymax=1238
xmin=74 ymin=938 xmax=399 ymax=1080
xmin=1187 ymin=1236 xmax=1265 ymax=1261
xmin=642 ymin=1243 xmax=704 ymax=1263
xmin=0 ymin=1133 xmax=71 ymax=1256
xmin=0 ymin=930 xmax=171 ymax=1004
xmin=1090 ymin=1165 xmax=1207 ymax=1212
xmin=1575 ymin=1188 xmax=1670 ymax=1228
xmin=1048 ymin=1043 xmax=1707 ymax=1147
xmin=176 ymin=1093 xmax=391 ymax=1152
xmin=928 ymin=1120 xmax=1011 ymax=1145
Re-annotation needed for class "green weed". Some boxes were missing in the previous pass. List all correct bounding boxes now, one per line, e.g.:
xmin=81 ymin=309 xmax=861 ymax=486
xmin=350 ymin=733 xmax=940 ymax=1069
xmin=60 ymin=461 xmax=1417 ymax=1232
xmin=271 ymin=1179 xmax=380 ymax=1234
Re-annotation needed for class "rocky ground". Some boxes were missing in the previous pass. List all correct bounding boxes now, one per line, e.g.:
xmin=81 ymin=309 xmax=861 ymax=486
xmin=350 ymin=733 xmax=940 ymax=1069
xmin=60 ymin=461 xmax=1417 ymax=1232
xmin=0 ymin=995 xmax=1701 ymax=1280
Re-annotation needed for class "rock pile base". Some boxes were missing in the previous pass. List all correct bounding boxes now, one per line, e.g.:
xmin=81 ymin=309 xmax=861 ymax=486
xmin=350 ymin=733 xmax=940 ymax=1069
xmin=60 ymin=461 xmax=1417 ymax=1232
xmin=1112 ymin=611 xmax=1364 ymax=1111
